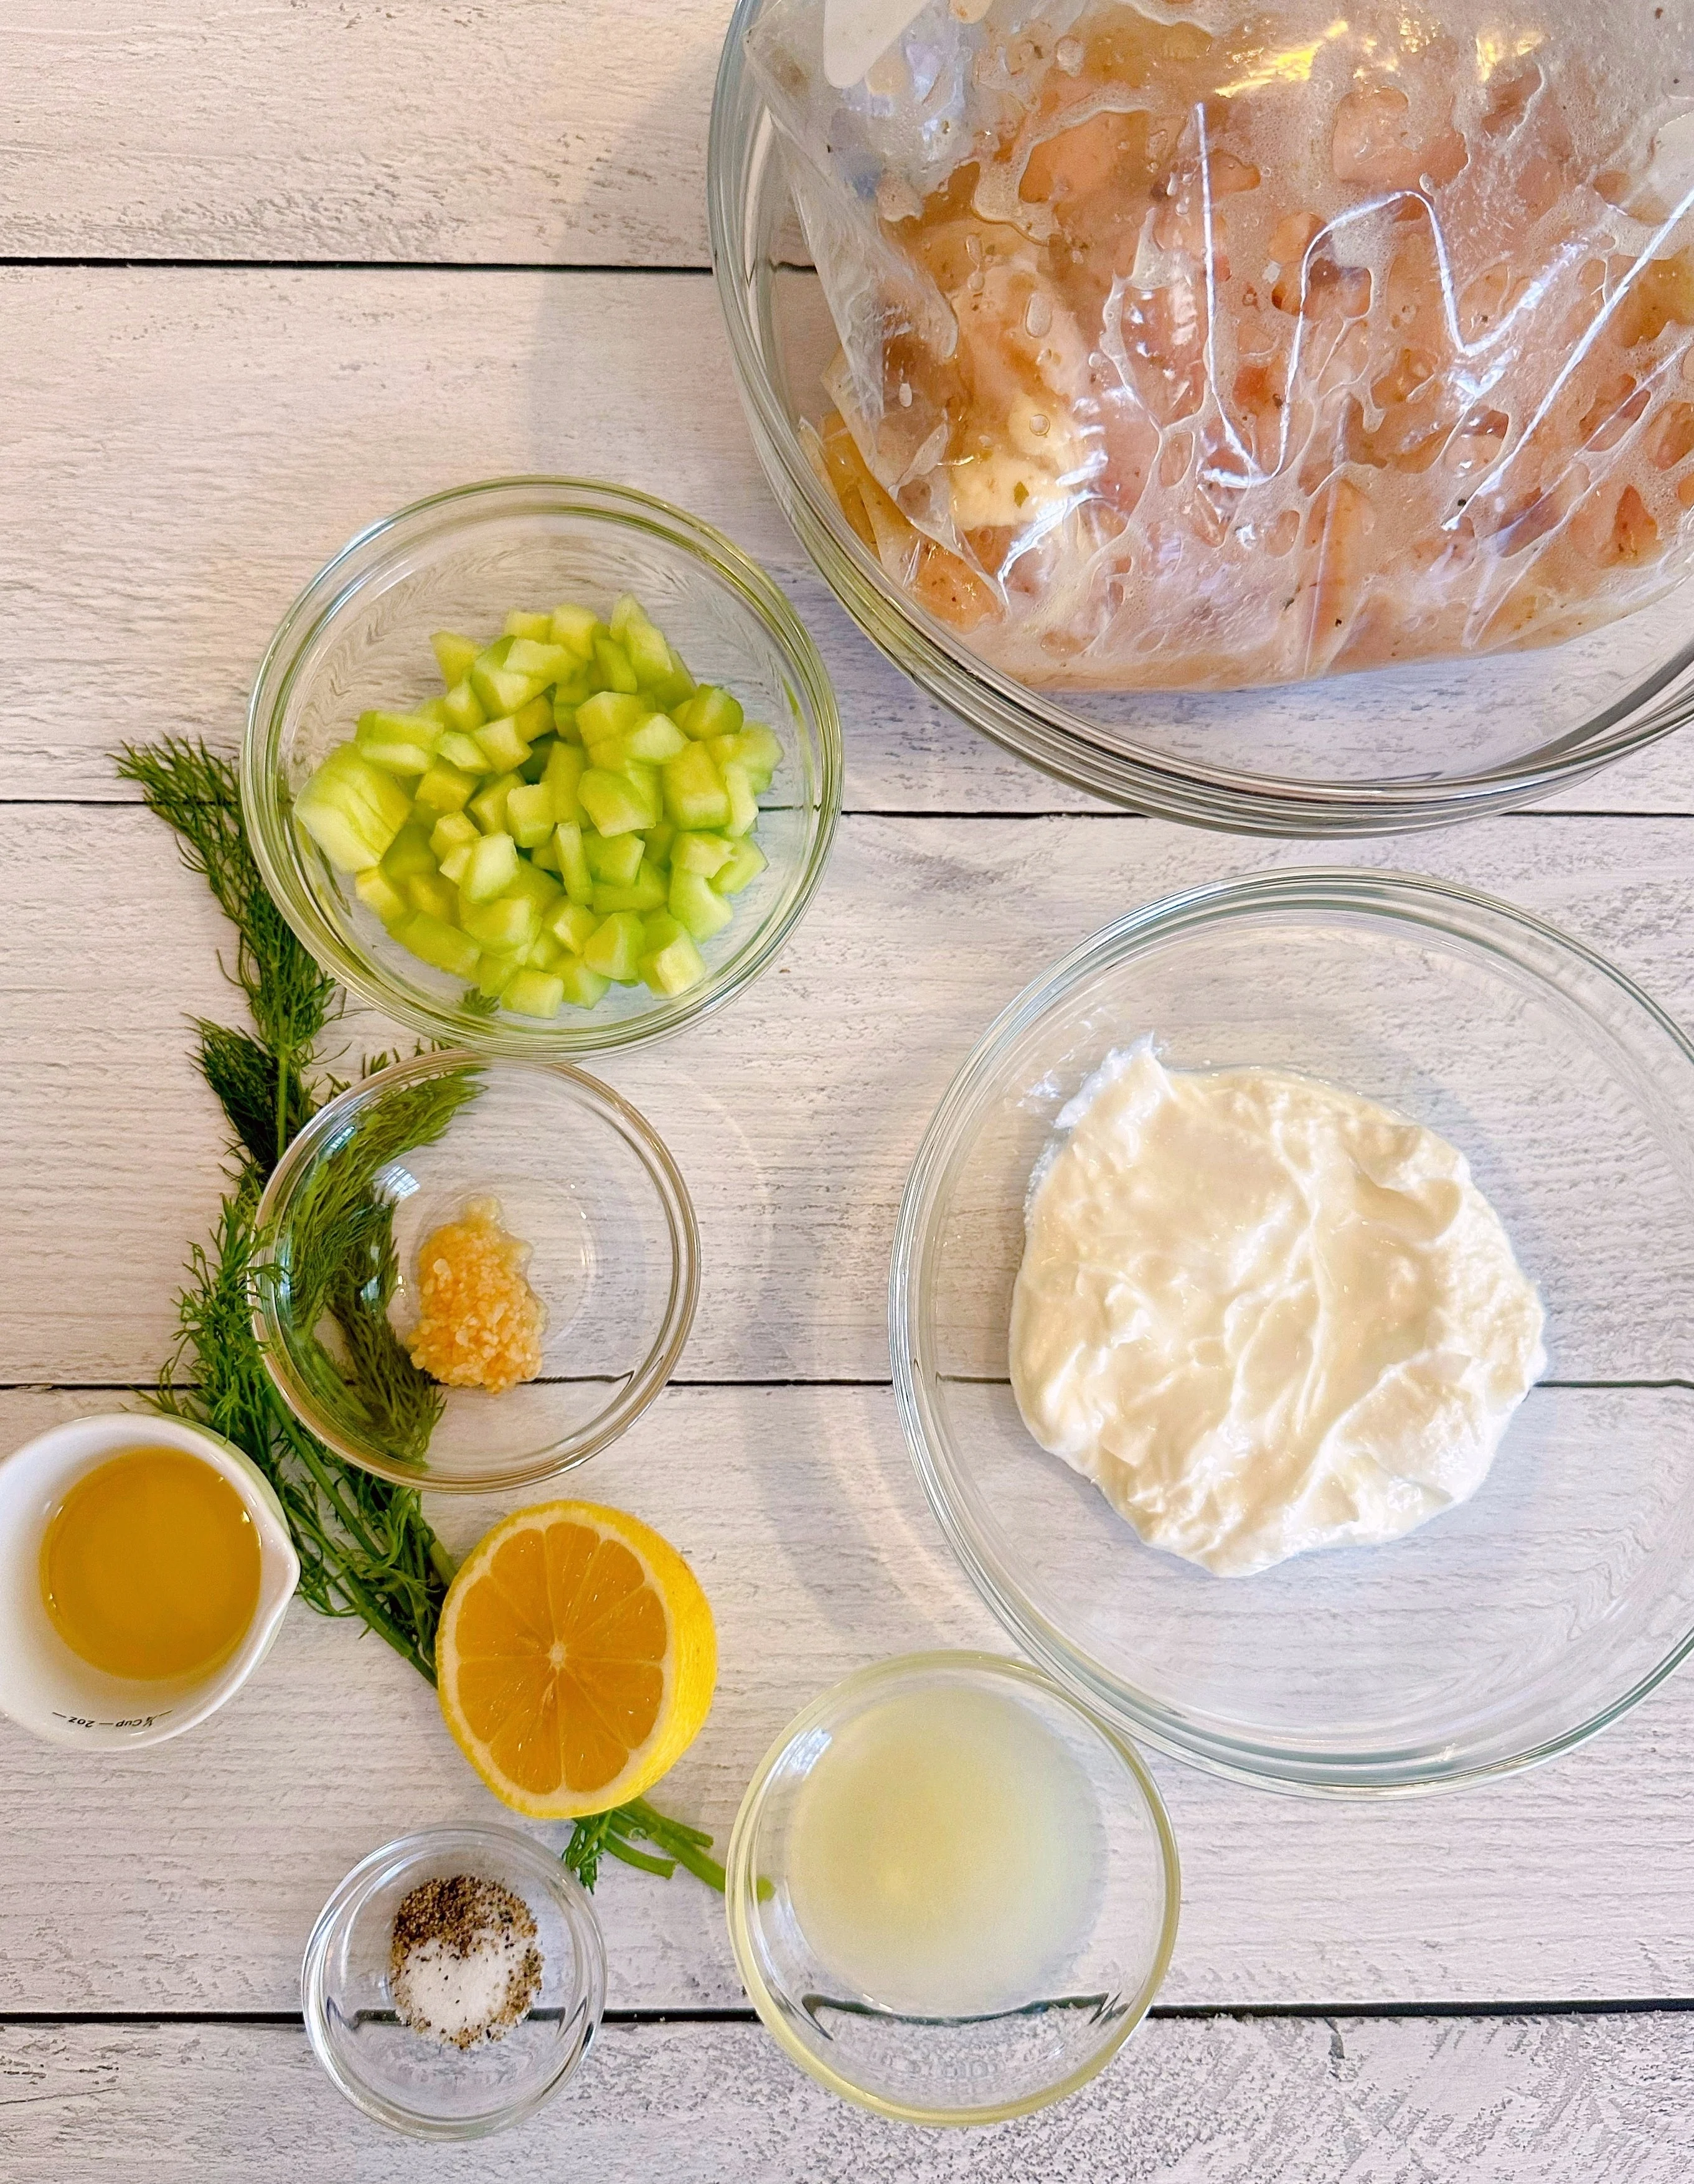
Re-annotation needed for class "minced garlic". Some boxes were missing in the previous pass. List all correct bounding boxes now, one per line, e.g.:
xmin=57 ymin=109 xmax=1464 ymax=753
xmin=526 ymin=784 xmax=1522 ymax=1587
xmin=407 ymin=1196 xmax=545 ymax=1395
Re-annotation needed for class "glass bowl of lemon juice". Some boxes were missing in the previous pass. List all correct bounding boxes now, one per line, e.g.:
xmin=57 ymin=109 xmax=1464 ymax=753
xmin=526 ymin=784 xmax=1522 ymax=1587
xmin=725 ymin=1652 xmax=1179 ymax=2126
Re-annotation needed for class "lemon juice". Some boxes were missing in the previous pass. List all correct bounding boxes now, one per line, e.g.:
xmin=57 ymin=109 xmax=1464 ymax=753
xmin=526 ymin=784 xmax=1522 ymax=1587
xmin=40 ymin=1447 xmax=261 ymax=1681
xmin=785 ymin=1680 xmax=1103 ymax=2018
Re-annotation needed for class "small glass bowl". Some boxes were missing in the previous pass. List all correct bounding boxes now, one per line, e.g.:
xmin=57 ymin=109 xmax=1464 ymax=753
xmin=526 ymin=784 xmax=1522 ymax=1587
xmin=725 ymin=1652 xmax=1180 ymax=2127
xmin=891 ymin=870 xmax=1694 ymax=1794
xmin=252 ymin=1050 xmax=697 ymax=1491
xmin=301 ymin=1826 xmax=605 ymax=2140
xmin=243 ymin=476 xmax=841 ymax=1052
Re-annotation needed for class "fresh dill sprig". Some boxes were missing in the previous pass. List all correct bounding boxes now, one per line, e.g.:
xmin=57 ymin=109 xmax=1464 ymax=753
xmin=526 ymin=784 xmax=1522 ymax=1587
xmin=122 ymin=735 xmax=723 ymax=1891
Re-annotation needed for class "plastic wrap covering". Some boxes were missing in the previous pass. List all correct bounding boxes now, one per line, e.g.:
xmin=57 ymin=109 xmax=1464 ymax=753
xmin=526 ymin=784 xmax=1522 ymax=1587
xmin=749 ymin=1 xmax=1694 ymax=690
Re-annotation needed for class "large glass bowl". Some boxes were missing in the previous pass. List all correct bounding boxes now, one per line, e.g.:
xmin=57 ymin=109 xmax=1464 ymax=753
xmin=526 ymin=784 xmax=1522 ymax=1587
xmin=245 ymin=477 xmax=841 ymax=1052
xmin=890 ymin=871 xmax=1694 ymax=1794
xmin=708 ymin=2 xmax=1694 ymax=835
xmin=252 ymin=1052 xmax=697 ymax=1491
xmin=726 ymin=1652 xmax=1179 ymax=2125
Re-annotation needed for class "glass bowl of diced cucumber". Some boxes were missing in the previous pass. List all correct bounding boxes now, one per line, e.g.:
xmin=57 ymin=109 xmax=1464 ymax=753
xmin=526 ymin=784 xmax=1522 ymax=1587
xmin=244 ymin=479 xmax=841 ymax=1051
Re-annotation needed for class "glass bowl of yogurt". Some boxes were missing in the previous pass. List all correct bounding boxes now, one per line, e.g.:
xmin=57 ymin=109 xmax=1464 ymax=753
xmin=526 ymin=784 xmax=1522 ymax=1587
xmin=890 ymin=869 xmax=1694 ymax=1795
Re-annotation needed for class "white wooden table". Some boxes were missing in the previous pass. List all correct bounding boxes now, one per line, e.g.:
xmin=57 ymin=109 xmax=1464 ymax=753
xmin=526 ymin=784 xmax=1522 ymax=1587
xmin=3 ymin=6 xmax=1693 ymax=2175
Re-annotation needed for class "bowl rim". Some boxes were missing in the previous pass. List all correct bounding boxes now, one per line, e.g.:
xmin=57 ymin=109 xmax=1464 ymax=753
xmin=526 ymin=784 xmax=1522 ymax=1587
xmin=889 ymin=866 xmax=1694 ymax=1796
xmin=251 ymin=1048 xmax=700 ymax=1492
xmin=707 ymin=2 xmax=1694 ymax=834
xmin=723 ymin=1647 xmax=1182 ymax=2127
xmin=299 ymin=1822 xmax=607 ymax=2142
xmin=242 ymin=474 xmax=843 ymax=1053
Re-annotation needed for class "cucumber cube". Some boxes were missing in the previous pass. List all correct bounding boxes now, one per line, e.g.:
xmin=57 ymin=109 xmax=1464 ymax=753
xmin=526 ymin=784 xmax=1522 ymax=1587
xmin=583 ymin=910 xmax=645 ymax=982
xmin=463 ymin=831 xmax=520 ymax=903
xmin=672 ymin=830 xmax=733 ymax=878
xmin=440 ymin=678 xmax=487 ymax=733
xmin=550 ymin=603 xmax=601 ymax=659
xmin=585 ymin=831 xmax=644 ymax=885
xmin=677 ymin=685 xmax=743 ymax=741
xmin=506 ymin=638 xmax=573 ymax=685
xmin=475 ymin=715 xmax=533 ymax=772
xmin=355 ymin=710 xmax=441 ymax=775
xmin=669 ymin=865 xmax=735 ymax=940
xmin=469 ymin=771 xmax=522 ymax=834
xmin=713 ymin=837 xmax=768 ymax=895
xmin=431 ymin=631 xmax=481 ymax=687
xmin=406 ymin=872 xmax=459 ymax=922
xmin=437 ymin=730 xmax=494 ymax=774
xmin=576 ymin=690 xmax=646 ymax=744
xmin=722 ymin=761 xmax=759 ymax=838
xmin=506 ymin=782 xmax=555 ymax=848
xmin=461 ymin=893 xmax=540 ymax=951
xmin=398 ymin=911 xmax=479 ymax=979
xmin=295 ymin=747 xmax=413 ymax=870
xmin=557 ymin=959 xmax=612 ymax=1009
xmin=579 ymin=766 xmax=652 ymax=837
xmin=504 ymin=968 xmax=565 ymax=1020
xmin=380 ymin=821 xmax=438 ymax=882
xmin=640 ymin=925 xmax=707 ymax=997
xmin=542 ymin=742 xmax=584 ymax=824
xmin=662 ymin=742 xmax=730 ymax=831
xmin=413 ymin=761 xmax=479 ymax=817
xmin=624 ymin=711 xmax=689 ymax=764
xmin=438 ymin=844 xmax=473 ymax=884
xmin=355 ymin=867 xmax=408 ymax=926
xmin=553 ymin=822 xmax=593 ymax=905
xmin=547 ymin=898 xmax=600 ymax=954
xmin=593 ymin=635 xmax=639 ymax=694
xmin=504 ymin=611 xmax=555 ymax=642
xmin=592 ymin=859 xmax=667 ymax=916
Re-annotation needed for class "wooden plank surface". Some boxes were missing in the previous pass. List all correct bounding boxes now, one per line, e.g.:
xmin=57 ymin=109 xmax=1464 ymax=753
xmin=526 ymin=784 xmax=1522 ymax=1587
xmin=4 ymin=1383 xmax=1694 ymax=2017
xmin=4 ymin=2013 xmax=1692 ymax=2183
xmin=0 ymin=263 xmax=1688 ymax=817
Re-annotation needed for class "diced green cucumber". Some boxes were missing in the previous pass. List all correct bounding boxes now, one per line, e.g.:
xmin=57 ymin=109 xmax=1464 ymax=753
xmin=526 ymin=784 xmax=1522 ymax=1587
xmin=672 ymin=830 xmax=733 ymax=878
xmin=713 ymin=837 xmax=768 ymax=895
xmin=438 ymin=844 xmax=473 ymax=885
xmin=463 ymin=831 xmax=520 ymax=903
xmin=677 ymin=684 xmax=743 ymax=741
xmin=355 ymin=710 xmax=442 ymax=775
xmin=550 ymin=603 xmax=601 ymax=659
xmin=593 ymin=635 xmax=639 ymax=695
xmin=407 ymin=872 xmax=459 ymax=922
xmin=579 ymin=766 xmax=652 ymax=837
xmin=437 ymin=729 xmax=494 ymax=774
xmin=624 ymin=711 xmax=689 ymax=763
xmin=440 ymin=678 xmax=486 ymax=733
xmin=542 ymin=742 xmax=584 ymax=824
xmin=504 ymin=611 xmax=555 ymax=642
xmin=469 ymin=770 xmax=522 ymax=834
xmin=380 ymin=821 xmax=438 ymax=882
xmin=398 ymin=911 xmax=480 ymax=979
xmin=722 ymin=761 xmax=759 ymax=838
xmin=584 ymin=831 xmax=645 ymax=885
xmin=504 ymin=781 xmax=553 ymax=848
xmin=413 ymin=761 xmax=479 ymax=817
xmin=576 ymin=690 xmax=646 ymax=744
xmin=592 ymin=859 xmax=667 ymax=916
xmin=432 ymin=631 xmax=481 ymax=687
xmin=504 ymin=967 xmax=565 ymax=1020
xmin=557 ymin=959 xmax=612 ymax=1009
xmin=475 ymin=715 xmax=534 ymax=772
xmin=295 ymin=747 xmax=413 ymax=871
xmin=662 ymin=741 xmax=731 ymax=831
xmin=669 ymin=865 xmax=735 ymax=941
xmin=355 ymin=867 xmax=408 ymax=926
xmin=461 ymin=893 xmax=541 ymax=951
xmin=429 ymin=811 xmax=480 ymax=860
xmin=639 ymin=918 xmax=707 ymax=996
xmin=582 ymin=910 xmax=645 ymax=982
xmin=553 ymin=822 xmax=593 ymax=905
xmin=547 ymin=898 xmax=600 ymax=954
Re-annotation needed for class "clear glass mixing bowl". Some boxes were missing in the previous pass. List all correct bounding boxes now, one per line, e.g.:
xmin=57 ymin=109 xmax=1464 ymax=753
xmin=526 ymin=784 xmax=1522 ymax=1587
xmin=890 ymin=870 xmax=1694 ymax=1792
xmin=708 ymin=1 xmax=1694 ymax=835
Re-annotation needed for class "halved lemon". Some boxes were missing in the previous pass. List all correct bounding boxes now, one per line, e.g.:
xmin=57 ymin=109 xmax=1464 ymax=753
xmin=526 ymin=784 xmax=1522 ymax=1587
xmin=436 ymin=1500 xmax=717 ymax=1819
